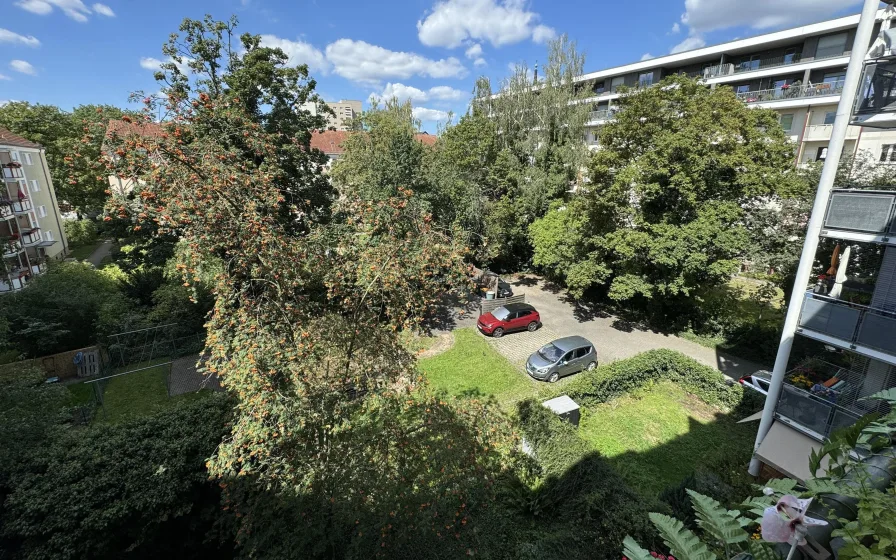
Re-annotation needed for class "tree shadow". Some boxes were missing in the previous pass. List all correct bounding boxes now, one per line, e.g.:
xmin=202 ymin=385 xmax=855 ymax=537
xmin=419 ymin=290 xmax=479 ymax=334
xmin=557 ymin=292 xmax=612 ymax=323
xmin=511 ymin=274 xmax=539 ymax=287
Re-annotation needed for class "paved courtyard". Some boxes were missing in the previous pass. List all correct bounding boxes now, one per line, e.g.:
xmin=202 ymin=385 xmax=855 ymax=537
xmin=479 ymin=275 xmax=767 ymax=380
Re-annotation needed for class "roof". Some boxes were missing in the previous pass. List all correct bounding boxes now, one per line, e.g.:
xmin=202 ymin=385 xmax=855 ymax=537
xmin=502 ymin=303 xmax=535 ymax=313
xmin=755 ymin=421 xmax=828 ymax=482
xmin=106 ymin=119 xmax=165 ymax=138
xmin=310 ymin=130 xmax=437 ymax=156
xmin=542 ymin=395 xmax=580 ymax=414
xmin=0 ymin=127 xmax=42 ymax=149
xmin=550 ymin=336 xmax=593 ymax=351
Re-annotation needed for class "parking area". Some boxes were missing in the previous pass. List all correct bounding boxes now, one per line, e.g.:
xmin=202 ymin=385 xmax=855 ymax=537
xmin=479 ymin=275 xmax=766 ymax=380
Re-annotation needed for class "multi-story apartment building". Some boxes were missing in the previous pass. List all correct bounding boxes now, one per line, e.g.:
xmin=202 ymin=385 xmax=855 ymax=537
xmin=300 ymin=99 xmax=363 ymax=131
xmin=0 ymin=127 xmax=68 ymax=292
xmin=576 ymin=11 xmax=896 ymax=166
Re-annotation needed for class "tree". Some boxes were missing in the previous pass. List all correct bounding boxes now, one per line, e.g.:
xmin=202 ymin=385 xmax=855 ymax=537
xmin=530 ymin=76 xmax=800 ymax=317
xmin=99 ymin=15 xmax=517 ymax=558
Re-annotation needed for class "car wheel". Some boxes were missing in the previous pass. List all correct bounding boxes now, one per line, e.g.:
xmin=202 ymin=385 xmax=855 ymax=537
xmin=527 ymin=321 xmax=538 ymax=332
xmin=586 ymin=361 xmax=597 ymax=371
xmin=492 ymin=327 xmax=504 ymax=338
xmin=548 ymin=372 xmax=559 ymax=383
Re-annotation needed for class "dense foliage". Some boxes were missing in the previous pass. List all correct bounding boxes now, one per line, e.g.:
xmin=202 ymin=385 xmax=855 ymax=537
xmin=1 ymin=394 xmax=232 ymax=559
xmin=62 ymin=218 xmax=98 ymax=247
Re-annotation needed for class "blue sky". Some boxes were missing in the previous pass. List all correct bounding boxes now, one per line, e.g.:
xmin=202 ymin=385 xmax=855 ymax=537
xmin=0 ymin=0 xmax=868 ymax=132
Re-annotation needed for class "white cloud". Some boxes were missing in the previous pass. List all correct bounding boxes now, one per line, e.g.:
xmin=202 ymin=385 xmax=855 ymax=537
xmin=473 ymin=57 xmax=486 ymax=67
xmin=0 ymin=74 xmax=11 ymax=81
xmin=139 ymin=57 xmax=164 ymax=71
xmin=91 ymin=3 xmax=114 ymax=16
xmin=428 ymin=85 xmax=465 ymax=100
xmin=417 ymin=0 xmax=555 ymax=48
xmin=681 ymin=0 xmax=861 ymax=33
xmin=10 ymin=60 xmax=36 ymax=75
xmin=669 ymin=22 xmax=681 ymax=34
xmin=412 ymin=107 xmax=450 ymax=122
xmin=259 ymin=35 xmax=330 ymax=73
xmin=0 ymin=29 xmax=40 ymax=47
xmin=15 ymin=0 xmax=93 ymax=22
xmin=670 ymin=35 xmax=706 ymax=54
xmin=465 ymin=43 xmax=482 ymax=59
xmin=325 ymin=39 xmax=466 ymax=83
xmin=370 ymin=83 xmax=466 ymax=105
xmin=640 ymin=53 xmax=655 ymax=61
xmin=532 ymin=24 xmax=556 ymax=44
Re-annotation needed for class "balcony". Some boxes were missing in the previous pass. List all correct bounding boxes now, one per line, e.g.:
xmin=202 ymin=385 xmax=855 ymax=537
xmin=702 ymin=50 xmax=848 ymax=81
xmin=20 ymin=229 xmax=41 ymax=246
xmin=0 ymin=274 xmax=28 ymax=293
xmin=820 ymin=189 xmax=896 ymax=244
xmin=30 ymin=259 xmax=47 ymax=275
xmin=852 ymin=58 xmax=896 ymax=129
xmin=736 ymin=82 xmax=844 ymax=105
xmin=802 ymin=124 xmax=861 ymax=142
xmin=2 ymin=166 xmax=24 ymax=180
xmin=0 ymin=203 xmax=12 ymax=220
xmin=798 ymin=292 xmax=896 ymax=364
xmin=12 ymin=199 xmax=32 ymax=214
xmin=774 ymin=358 xmax=890 ymax=440
xmin=587 ymin=109 xmax=612 ymax=123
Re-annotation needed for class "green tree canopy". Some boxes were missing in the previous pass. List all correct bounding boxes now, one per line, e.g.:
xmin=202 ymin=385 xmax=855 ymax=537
xmin=530 ymin=76 xmax=801 ymax=314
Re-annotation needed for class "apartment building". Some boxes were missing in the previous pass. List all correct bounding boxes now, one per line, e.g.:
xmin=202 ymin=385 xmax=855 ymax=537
xmin=300 ymin=99 xmax=363 ymax=131
xmin=576 ymin=11 xmax=896 ymax=166
xmin=0 ymin=127 xmax=68 ymax=292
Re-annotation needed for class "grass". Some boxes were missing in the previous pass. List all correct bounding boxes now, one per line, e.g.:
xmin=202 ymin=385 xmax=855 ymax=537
xmin=67 ymin=241 xmax=103 ymax=261
xmin=399 ymin=331 xmax=440 ymax=355
xmin=418 ymin=328 xmax=542 ymax=409
xmin=578 ymin=380 xmax=756 ymax=497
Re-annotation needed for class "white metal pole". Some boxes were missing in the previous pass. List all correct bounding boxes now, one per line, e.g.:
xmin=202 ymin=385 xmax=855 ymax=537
xmin=749 ymin=0 xmax=882 ymax=476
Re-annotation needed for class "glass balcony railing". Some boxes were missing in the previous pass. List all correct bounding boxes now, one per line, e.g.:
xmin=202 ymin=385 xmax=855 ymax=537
xmin=587 ymin=109 xmax=612 ymax=121
xmin=735 ymin=82 xmax=845 ymax=103
xmin=854 ymin=59 xmax=896 ymax=116
xmin=12 ymin=200 xmax=32 ymax=214
xmin=799 ymin=292 xmax=896 ymax=356
xmin=823 ymin=189 xmax=896 ymax=235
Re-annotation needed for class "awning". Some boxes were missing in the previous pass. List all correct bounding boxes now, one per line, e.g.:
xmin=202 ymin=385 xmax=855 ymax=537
xmin=737 ymin=411 xmax=763 ymax=423
xmin=755 ymin=421 xmax=828 ymax=482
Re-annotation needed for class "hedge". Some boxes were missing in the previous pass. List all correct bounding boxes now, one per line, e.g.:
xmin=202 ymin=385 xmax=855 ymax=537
xmin=555 ymin=348 xmax=762 ymax=412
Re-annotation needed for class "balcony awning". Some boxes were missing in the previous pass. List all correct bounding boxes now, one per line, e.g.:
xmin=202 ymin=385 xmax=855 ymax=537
xmin=755 ymin=421 xmax=828 ymax=483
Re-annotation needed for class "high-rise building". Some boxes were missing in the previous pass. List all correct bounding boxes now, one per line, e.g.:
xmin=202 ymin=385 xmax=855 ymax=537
xmin=300 ymin=99 xmax=363 ymax=131
xmin=575 ymin=11 xmax=896 ymax=166
xmin=0 ymin=127 xmax=69 ymax=292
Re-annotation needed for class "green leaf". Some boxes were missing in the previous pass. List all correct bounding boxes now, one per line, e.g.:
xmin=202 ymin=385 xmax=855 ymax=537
xmin=859 ymin=387 xmax=896 ymax=404
xmin=622 ymin=536 xmax=656 ymax=560
xmin=687 ymin=490 xmax=749 ymax=545
xmin=762 ymin=478 xmax=798 ymax=493
xmin=749 ymin=540 xmax=784 ymax=560
xmin=648 ymin=512 xmax=716 ymax=560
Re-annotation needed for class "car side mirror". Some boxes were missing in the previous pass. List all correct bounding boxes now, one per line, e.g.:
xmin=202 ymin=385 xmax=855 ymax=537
xmin=560 ymin=360 xmax=568 ymax=366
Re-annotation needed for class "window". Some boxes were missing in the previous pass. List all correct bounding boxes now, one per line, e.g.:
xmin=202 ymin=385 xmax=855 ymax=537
xmin=823 ymin=112 xmax=836 ymax=125
xmin=23 ymin=153 xmax=32 ymax=165
xmin=823 ymin=72 xmax=846 ymax=89
xmin=740 ymin=54 xmax=761 ymax=71
xmin=880 ymin=144 xmax=896 ymax=163
xmin=29 ymin=180 xmax=39 ymax=192
xmin=783 ymin=48 xmax=800 ymax=64
xmin=816 ymin=33 xmax=848 ymax=58
xmin=562 ymin=351 xmax=575 ymax=363
xmin=780 ymin=113 xmax=795 ymax=132
xmin=593 ymin=81 xmax=605 ymax=94
xmin=10 ymin=151 xmax=19 ymax=162
xmin=38 ymin=205 xmax=47 ymax=218
xmin=735 ymin=84 xmax=750 ymax=94
xmin=574 ymin=347 xmax=591 ymax=359
xmin=816 ymin=146 xmax=829 ymax=162
xmin=611 ymin=76 xmax=625 ymax=92
xmin=44 ymin=230 xmax=53 ymax=242
xmin=638 ymin=72 xmax=653 ymax=88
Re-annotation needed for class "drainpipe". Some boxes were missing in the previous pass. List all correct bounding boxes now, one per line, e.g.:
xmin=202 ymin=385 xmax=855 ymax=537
xmin=749 ymin=0 xmax=881 ymax=476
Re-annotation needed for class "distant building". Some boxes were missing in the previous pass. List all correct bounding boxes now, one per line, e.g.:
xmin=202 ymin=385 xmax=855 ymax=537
xmin=300 ymin=99 xmax=363 ymax=131
xmin=310 ymin=130 xmax=437 ymax=165
xmin=105 ymin=120 xmax=165 ymax=196
xmin=0 ymin=127 xmax=69 ymax=292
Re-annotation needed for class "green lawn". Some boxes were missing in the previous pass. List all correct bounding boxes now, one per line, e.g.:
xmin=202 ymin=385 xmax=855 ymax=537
xmin=418 ymin=328 xmax=542 ymax=408
xmin=67 ymin=241 xmax=102 ymax=261
xmin=579 ymin=380 xmax=756 ymax=497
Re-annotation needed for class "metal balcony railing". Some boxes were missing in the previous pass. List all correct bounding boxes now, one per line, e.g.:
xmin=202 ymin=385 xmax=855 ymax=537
xmin=3 ymin=239 xmax=22 ymax=257
xmin=799 ymin=291 xmax=896 ymax=356
xmin=823 ymin=189 xmax=896 ymax=235
xmin=21 ymin=230 xmax=41 ymax=246
xmin=736 ymin=82 xmax=845 ymax=103
xmin=587 ymin=109 xmax=612 ymax=121
xmin=854 ymin=60 xmax=896 ymax=115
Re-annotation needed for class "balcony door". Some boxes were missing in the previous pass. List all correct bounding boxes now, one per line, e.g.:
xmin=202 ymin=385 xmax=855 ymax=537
xmin=816 ymin=33 xmax=848 ymax=59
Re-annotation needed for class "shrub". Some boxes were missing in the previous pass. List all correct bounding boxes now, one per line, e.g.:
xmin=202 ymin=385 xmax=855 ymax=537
xmin=63 ymin=218 xmax=98 ymax=247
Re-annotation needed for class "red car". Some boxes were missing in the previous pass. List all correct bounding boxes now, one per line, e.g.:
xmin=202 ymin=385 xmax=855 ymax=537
xmin=477 ymin=303 xmax=541 ymax=338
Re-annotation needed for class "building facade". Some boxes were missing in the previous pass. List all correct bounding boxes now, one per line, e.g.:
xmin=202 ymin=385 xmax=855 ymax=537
xmin=300 ymin=99 xmax=363 ymax=131
xmin=576 ymin=11 xmax=896 ymax=166
xmin=0 ymin=127 xmax=68 ymax=292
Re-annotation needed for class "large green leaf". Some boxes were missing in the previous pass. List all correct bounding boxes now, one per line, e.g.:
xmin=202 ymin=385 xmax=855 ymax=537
xmin=749 ymin=540 xmax=784 ymax=560
xmin=761 ymin=478 xmax=798 ymax=493
xmin=687 ymin=490 xmax=749 ymax=545
xmin=622 ymin=536 xmax=656 ymax=560
xmin=648 ymin=512 xmax=717 ymax=560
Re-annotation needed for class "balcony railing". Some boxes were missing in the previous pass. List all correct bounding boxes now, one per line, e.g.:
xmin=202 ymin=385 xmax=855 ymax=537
xmin=854 ymin=59 xmax=896 ymax=118
xmin=3 ymin=239 xmax=22 ymax=257
xmin=702 ymin=50 xmax=847 ymax=79
xmin=736 ymin=82 xmax=845 ymax=103
xmin=0 ymin=204 xmax=12 ymax=220
xmin=2 ymin=167 xmax=24 ymax=180
xmin=587 ymin=109 xmax=612 ymax=122
xmin=775 ymin=358 xmax=890 ymax=440
xmin=30 ymin=260 xmax=47 ymax=275
xmin=823 ymin=189 xmax=896 ymax=235
xmin=21 ymin=229 xmax=41 ymax=246
xmin=798 ymin=292 xmax=896 ymax=356
xmin=12 ymin=200 xmax=32 ymax=214
xmin=802 ymin=124 xmax=861 ymax=142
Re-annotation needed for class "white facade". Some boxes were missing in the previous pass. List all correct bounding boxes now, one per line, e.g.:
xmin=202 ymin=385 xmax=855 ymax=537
xmin=578 ymin=10 xmax=896 ymax=166
xmin=300 ymin=99 xmax=363 ymax=131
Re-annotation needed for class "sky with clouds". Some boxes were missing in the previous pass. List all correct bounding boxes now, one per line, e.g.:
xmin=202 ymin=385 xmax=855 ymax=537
xmin=0 ymin=0 xmax=869 ymax=132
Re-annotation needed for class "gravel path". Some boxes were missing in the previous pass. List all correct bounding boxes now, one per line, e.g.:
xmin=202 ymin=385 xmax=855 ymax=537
xmin=86 ymin=240 xmax=114 ymax=267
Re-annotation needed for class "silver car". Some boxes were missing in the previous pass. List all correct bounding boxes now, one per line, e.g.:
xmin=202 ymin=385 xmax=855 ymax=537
xmin=525 ymin=336 xmax=597 ymax=383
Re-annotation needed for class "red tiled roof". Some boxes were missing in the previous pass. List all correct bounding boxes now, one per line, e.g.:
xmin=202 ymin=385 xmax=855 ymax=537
xmin=106 ymin=119 xmax=165 ymax=138
xmin=0 ymin=126 xmax=42 ymax=149
xmin=310 ymin=130 xmax=437 ymax=155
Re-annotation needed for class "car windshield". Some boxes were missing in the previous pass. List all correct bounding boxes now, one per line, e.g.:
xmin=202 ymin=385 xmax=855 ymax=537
xmin=491 ymin=307 xmax=510 ymax=321
xmin=537 ymin=343 xmax=564 ymax=363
